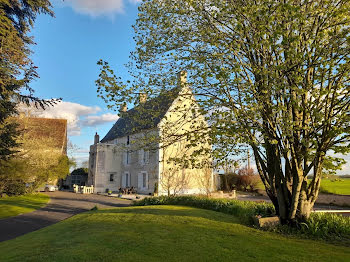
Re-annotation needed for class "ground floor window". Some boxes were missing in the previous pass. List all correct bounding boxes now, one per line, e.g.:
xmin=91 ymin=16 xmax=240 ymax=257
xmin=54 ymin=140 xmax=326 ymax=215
xmin=138 ymin=172 xmax=148 ymax=190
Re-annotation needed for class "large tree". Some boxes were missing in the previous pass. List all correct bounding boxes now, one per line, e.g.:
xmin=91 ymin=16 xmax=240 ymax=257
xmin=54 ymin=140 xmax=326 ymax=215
xmin=0 ymin=0 xmax=55 ymax=161
xmin=96 ymin=0 xmax=350 ymax=223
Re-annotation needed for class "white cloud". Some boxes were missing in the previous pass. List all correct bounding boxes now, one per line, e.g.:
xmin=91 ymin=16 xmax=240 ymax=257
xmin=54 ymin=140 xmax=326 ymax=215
xmin=59 ymin=0 xmax=141 ymax=17
xmin=82 ymin=113 xmax=119 ymax=126
xmin=19 ymin=101 xmax=119 ymax=136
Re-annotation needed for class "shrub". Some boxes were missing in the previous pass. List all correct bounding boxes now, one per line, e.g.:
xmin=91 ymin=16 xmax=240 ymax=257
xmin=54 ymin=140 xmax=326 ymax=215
xmin=220 ymin=172 xmax=260 ymax=192
xmin=276 ymin=212 xmax=350 ymax=243
xmin=4 ymin=180 xmax=27 ymax=196
xmin=134 ymin=195 xmax=275 ymax=225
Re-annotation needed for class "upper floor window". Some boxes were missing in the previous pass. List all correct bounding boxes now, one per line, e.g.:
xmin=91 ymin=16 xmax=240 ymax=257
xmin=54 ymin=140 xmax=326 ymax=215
xmin=124 ymin=151 xmax=131 ymax=165
xmin=110 ymin=174 xmax=114 ymax=182
xmin=139 ymin=149 xmax=149 ymax=165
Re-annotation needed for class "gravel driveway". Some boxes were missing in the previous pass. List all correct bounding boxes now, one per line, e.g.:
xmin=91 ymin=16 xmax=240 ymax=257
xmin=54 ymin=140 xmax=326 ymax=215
xmin=0 ymin=191 xmax=131 ymax=242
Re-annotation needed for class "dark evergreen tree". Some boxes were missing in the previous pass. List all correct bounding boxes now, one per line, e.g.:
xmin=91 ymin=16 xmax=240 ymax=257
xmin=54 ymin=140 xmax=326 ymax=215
xmin=0 ymin=0 xmax=57 ymax=161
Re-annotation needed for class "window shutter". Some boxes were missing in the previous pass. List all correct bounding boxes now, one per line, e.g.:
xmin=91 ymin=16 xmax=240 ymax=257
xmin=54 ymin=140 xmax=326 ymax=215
xmin=139 ymin=149 xmax=144 ymax=165
xmin=145 ymin=151 xmax=150 ymax=164
xmin=147 ymin=173 xmax=149 ymax=189
xmin=123 ymin=152 xmax=127 ymax=165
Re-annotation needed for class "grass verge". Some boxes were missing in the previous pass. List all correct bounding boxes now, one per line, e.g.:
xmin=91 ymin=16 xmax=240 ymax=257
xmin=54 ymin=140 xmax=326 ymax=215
xmin=0 ymin=205 xmax=349 ymax=262
xmin=0 ymin=193 xmax=50 ymax=219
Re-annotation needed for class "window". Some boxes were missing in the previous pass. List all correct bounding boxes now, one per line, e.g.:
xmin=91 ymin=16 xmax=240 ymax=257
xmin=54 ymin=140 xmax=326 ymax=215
xmin=144 ymin=150 xmax=149 ymax=164
xmin=122 ymin=172 xmax=129 ymax=187
xmin=138 ymin=172 xmax=148 ymax=190
xmin=143 ymin=173 xmax=147 ymax=188
xmin=110 ymin=174 xmax=114 ymax=182
xmin=124 ymin=151 xmax=131 ymax=165
xmin=127 ymin=135 xmax=130 ymax=145
xmin=114 ymin=139 xmax=117 ymax=145
xmin=139 ymin=149 xmax=149 ymax=165
xmin=127 ymin=151 xmax=130 ymax=165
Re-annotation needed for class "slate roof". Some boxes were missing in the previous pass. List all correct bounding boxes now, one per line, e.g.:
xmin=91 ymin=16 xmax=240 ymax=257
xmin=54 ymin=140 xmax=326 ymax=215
xmin=101 ymin=88 xmax=180 ymax=143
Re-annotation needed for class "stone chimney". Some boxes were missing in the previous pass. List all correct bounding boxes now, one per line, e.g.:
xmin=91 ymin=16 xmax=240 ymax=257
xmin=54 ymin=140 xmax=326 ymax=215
xmin=139 ymin=93 xmax=148 ymax=104
xmin=178 ymin=71 xmax=187 ymax=87
xmin=94 ymin=132 xmax=100 ymax=145
xmin=120 ymin=103 xmax=127 ymax=113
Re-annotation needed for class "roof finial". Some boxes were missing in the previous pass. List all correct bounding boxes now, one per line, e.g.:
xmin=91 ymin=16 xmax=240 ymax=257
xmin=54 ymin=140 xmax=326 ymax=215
xmin=178 ymin=71 xmax=187 ymax=88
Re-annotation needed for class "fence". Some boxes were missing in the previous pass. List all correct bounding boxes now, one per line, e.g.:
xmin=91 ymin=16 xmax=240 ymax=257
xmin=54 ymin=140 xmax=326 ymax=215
xmin=73 ymin=184 xmax=94 ymax=194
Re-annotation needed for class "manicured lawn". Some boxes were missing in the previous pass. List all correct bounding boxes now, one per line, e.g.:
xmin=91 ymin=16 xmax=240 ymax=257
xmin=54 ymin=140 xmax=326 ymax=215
xmin=0 ymin=206 xmax=349 ymax=262
xmin=320 ymin=178 xmax=350 ymax=195
xmin=0 ymin=193 xmax=50 ymax=219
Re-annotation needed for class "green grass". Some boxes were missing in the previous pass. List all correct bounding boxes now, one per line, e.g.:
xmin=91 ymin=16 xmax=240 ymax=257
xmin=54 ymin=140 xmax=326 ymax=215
xmin=0 ymin=206 xmax=349 ymax=262
xmin=0 ymin=193 xmax=50 ymax=219
xmin=255 ymin=178 xmax=350 ymax=195
xmin=320 ymin=178 xmax=350 ymax=195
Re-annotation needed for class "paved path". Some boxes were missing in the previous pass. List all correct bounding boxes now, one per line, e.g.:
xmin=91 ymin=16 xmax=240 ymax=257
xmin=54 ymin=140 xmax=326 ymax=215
xmin=0 ymin=191 xmax=131 ymax=242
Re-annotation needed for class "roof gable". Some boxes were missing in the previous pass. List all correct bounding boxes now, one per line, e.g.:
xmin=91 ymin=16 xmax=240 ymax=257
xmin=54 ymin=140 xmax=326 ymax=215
xmin=101 ymin=88 xmax=180 ymax=142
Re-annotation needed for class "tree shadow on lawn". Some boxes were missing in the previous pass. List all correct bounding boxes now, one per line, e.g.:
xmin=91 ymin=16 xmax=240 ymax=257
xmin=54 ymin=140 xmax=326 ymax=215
xmin=48 ymin=196 xmax=131 ymax=208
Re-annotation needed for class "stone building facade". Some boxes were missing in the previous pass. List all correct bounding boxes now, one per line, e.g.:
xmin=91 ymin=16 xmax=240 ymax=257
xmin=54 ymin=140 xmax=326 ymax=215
xmin=88 ymin=72 xmax=214 ymax=195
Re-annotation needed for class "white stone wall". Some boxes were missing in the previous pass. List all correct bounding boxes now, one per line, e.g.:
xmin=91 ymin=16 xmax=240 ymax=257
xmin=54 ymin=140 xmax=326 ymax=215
xmin=88 ymin=131 xmax=160 ymax=195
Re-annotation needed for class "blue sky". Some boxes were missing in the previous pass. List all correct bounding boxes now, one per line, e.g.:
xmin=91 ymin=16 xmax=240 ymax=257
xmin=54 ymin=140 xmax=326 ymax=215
xmin=24 ymin=0 xmax=350 ymax=175
xmin=25 ymin=0 xmax=141 ymax=165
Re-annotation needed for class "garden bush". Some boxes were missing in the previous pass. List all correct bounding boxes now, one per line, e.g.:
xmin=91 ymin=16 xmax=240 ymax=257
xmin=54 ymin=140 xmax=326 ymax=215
xmin=134 ymin=195 xmax=275 ymax=225
xmin=277 ymin=212 xmax=350 ymax=243
xmin=220 ymin=168 xmax=261 ymax=192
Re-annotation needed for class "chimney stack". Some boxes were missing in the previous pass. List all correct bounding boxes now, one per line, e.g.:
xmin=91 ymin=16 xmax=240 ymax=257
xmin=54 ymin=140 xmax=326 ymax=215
xmin=120 ymin=103 xmax=127 ymax=113
xmin=178 ymin=71 xmax=187 ymax=88
xmin=94 ymin=132 xmax=100 ymax=145
xmin=139 ymin=93 xmax=148 ymax=104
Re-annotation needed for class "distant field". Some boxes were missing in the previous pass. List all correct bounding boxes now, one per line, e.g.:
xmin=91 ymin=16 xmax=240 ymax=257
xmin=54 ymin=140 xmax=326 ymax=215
xmin=256 ymin=178 xmax=350 ymax=196
xmin=320 ymin=179 xmax=350 ymax=195
xmin=0 ymin=193 xmax=49 ymax=219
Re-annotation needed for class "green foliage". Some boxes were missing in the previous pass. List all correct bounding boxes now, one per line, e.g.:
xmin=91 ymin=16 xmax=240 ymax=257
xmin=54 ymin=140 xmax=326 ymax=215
xmin=220 ymin=173 xmax=261 ymax=192
xmin=277 ymin=213 xmax=350 ymax=243
xmin=97 ymin=0 xmax=350 ymax=222
xmin=0 ymin=157 xmax=28 ymax=195
xmin=0 ymin=0 xmax=55 ymax=161
xmin=90 ymin=205 xmax=98 ymax=211
xmin=134 ymin=195 xmax=275 ymax=224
